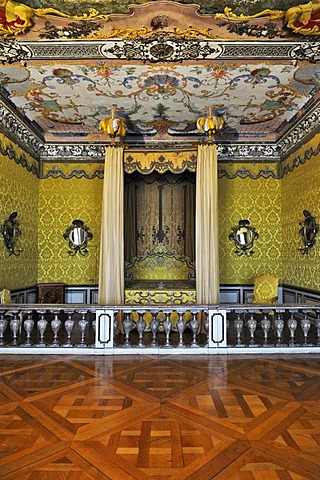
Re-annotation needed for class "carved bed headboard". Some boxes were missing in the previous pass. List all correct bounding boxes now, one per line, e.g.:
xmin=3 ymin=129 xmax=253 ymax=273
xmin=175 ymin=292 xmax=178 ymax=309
xmin=124 ymin=244 xmax=195 ymax=281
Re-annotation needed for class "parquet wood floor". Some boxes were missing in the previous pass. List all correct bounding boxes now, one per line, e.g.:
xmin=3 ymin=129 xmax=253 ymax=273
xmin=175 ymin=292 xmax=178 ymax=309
xmin=0 ymin=354 xmax=319 ymax=479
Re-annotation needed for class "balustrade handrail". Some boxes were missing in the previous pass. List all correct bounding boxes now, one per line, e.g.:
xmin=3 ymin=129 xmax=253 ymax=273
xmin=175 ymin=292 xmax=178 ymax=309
xmin=1 ymin=302 xmax=319 ymax=310
xmin=0 ymin=303 xmax=319 ymax=353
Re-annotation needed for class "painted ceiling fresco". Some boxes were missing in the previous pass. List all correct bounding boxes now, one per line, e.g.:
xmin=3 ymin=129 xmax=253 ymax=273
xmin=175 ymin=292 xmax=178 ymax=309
xmin=11 ymin=0 xmax=320 ymax=18
xmin=0 ymin=0 xmax=319 ymax=148
xmin=1 ymin=61 xmax=318 ymax=143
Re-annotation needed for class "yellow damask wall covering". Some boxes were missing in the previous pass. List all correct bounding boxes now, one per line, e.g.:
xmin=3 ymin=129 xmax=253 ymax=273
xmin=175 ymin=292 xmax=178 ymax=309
xmin=281 ymin=132 xmax=320 ymax=290
xmin=1 ymin=138 xmax=320 ymax=294
xmin=38 ymin=172 xmax=102 ymax=285
xmin=37 ymin=170 xmax=282 ymax=287
xmin=219 ymin=175 xmax=282 ymax=285
xmin=0 ymin=147 xmax=38 ymax=290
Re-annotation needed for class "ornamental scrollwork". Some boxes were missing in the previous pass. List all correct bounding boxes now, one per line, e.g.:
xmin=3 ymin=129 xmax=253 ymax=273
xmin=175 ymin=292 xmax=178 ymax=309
xmin=103 ymin=35 xmax=222 ymax=62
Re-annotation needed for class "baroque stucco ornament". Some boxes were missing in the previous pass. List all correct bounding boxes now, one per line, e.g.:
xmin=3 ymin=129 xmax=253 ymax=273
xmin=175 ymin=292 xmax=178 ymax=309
xmin=104 ymin=34 xmax=222 ymax=62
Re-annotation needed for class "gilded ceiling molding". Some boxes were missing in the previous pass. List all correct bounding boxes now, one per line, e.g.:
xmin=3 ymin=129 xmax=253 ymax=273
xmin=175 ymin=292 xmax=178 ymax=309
xmin=215 ymin=7 xmax=284 ymax=21
xmin=103 ymin=26 xmax=221 ymax=40
xmin=0 ymin=3 xmax=109 ymax=36
xmin=215 ymin=1 xmax=320 ymax=36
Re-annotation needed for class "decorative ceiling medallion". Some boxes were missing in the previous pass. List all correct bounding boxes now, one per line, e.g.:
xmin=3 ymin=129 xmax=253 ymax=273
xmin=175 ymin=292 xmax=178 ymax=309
xmin=102 ymin=36 xmax=222 ymax=62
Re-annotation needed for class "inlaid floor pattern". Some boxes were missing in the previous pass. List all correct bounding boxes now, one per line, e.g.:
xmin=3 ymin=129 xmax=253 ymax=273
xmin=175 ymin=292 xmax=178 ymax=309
xmin=0 ymin=354 xmax=320 ymax=479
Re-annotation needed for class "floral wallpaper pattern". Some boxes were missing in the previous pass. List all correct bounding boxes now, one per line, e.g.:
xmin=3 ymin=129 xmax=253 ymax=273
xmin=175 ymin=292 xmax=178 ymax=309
xmin=0 ymin=151 xmax=38 ymax=290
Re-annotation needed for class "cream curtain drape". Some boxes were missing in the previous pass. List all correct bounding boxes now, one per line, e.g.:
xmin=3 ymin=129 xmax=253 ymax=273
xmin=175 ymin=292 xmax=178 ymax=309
xmin=98 ymin=146 xmax=124 ymax=305
xmin=196 ymin=144 xmax=219 ymax=304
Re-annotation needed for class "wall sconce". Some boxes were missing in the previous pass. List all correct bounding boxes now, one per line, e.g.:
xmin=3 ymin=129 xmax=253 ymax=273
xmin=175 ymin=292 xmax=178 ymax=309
xmin=298 ymin=210 xmax=319 ymax=254
xmin=100 ymin=105 xmax=126 ymax=143
xmin=63 ymin=220 xmax=93 ymax=256
xmin=1 ymin=211 xmax=23 ymax=256
xmin=197 ymin=106 xmax=224 ymax=143
xmin=229 ymin=219 xmax=259 ymax=256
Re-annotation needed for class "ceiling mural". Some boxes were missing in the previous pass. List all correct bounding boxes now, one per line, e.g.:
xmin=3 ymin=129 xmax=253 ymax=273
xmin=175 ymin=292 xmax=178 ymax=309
xmin=3 ymin=0 xmax=320 ymax=22
xmin=0 ymin=0 xmax=320 ymax=37
xmin=1 ymin=61 xmax=318 ymax=143
xmin=0 ymin=0 xmax=319 ymax=161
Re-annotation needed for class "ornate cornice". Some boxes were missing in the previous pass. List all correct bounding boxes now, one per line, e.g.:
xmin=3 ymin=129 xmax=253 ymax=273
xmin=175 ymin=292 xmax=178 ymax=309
xmin=278 ymin=103 xmax=320 ymax=159
xmin=218 ymin=144 xmax=280 ymax=161
xmin=23 ymin=39 xmax=304 ymax=62
xmin=0 ymin=100 xmax=43 ymax=162
xmin=1 ymin=93 xmax=319 ymax=179
xmin=42 ymin=143 xmax=105 ymax=159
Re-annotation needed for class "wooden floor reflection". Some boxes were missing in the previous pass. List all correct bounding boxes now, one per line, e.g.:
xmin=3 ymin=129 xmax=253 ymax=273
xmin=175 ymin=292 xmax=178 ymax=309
xmin=0 ymin=353 xmax=320 ymax=479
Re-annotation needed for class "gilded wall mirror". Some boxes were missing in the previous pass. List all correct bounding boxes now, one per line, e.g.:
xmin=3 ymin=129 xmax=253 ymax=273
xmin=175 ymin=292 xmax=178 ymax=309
xmin=298 ymin=210 xmax=319 ymax=254
xmin=1 ymin=211 xmax=22 ymax=256
xmin=229 ymin=219 xmax=259 ymax=256
xmin=63 ymin=220 xmax=93 ymax=256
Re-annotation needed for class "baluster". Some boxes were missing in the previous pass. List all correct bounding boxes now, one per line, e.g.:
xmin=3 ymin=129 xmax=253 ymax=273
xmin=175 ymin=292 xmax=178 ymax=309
xmin=189 ymin=312 xmax=199 ymax=347
xmin=0 ymin=313 xmax=8 ymax=346
xmin=261 ymin=312 xmax=271 ymax=346
xmin=274 ymin=312 xmax=284 ymax=346
xmin=203 ymin=312 xmax=209 ymax=346
xmin=123 ymin=312 xmax=133 ymax=347
xmin=10 ymin=310 xmax=21 ymax=346
xmin=300 ymin=311 xmax=311 ymax=346
xmin=287 ymin=311 xmax=298 ymax=346
xmin=112 ymin=313 xmax=120 ymax=347
xmin=113 ymin=316 xmax=118 ymax=337
xmin=64 ymin=312 xmax=75 ymax=347
xmin=36 ymin=311 xmax=48 ymax=347
xmin=150 ymin=312 xmax=159 ymax=347
xmin=89 ymin=316 xmax=97 ymax=348
xmin=23 ymin=312 xmax=34 ymax=346
xmin=315 ymin=311 xmax=320 ymax=346
xmin=136 ymin=311 xmax=146 ymax=348
xmin=176 ymin=311 xmax=185 ymax=347
xmin=163 ymin=312 xmax=172 ymax=347
xmin=77 ymin=311 xmax=89 ymax=347
xmin=234 ymin=312 xmax=244 ymax=346
xmin=246 ymin=312 xmax=257 ymax=345
xmin=50 ymin=312 xmax=62 ymax=346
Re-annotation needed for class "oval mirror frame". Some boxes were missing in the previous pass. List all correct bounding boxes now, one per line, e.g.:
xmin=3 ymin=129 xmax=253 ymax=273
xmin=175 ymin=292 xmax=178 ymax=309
xmin=298 ymin=210 xmax=319 ymax=255
xmin=63 ymin=220 xmax=93 ymax=256
xmin=70 ymin=226 xmax=87 ymax=246
xmin=229 ymin=219 xmax=259 ymax=256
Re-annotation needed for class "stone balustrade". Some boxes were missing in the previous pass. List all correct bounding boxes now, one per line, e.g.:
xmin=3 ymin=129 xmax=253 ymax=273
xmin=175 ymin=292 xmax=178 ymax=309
xmin=0 ymin=303 xmax=319 ymax=354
